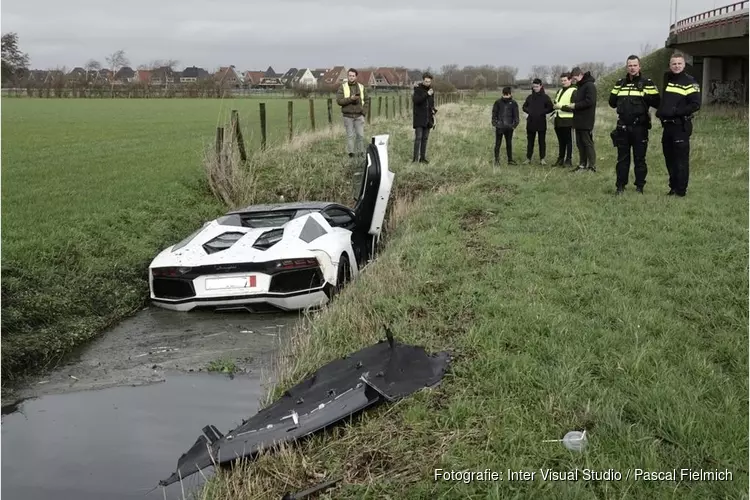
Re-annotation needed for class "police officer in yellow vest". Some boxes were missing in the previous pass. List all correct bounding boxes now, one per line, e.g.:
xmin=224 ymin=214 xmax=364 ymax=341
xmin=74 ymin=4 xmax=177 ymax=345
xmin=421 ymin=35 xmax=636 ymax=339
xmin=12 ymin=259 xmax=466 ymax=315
xmin=336 ymin=68 xmax=366 ymax=158
xmin=552 ymin=72 xmax=576 ymax=166
xmin=608 ymin=55 xmax=660 ymax=194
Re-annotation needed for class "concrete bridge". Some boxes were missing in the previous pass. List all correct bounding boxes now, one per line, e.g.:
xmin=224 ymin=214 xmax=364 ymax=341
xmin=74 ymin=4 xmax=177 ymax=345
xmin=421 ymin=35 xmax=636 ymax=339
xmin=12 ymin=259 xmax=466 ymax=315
xmin=666 ymin=1 xmax=748 ymax=104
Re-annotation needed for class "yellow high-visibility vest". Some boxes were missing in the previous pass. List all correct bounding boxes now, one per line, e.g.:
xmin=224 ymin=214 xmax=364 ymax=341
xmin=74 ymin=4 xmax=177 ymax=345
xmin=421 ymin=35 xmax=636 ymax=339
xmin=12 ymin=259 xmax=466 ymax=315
xmin=342 ymin=82 xmax=365 ymax=103
xmin=554 ymin=86 xmax=575 ymax=118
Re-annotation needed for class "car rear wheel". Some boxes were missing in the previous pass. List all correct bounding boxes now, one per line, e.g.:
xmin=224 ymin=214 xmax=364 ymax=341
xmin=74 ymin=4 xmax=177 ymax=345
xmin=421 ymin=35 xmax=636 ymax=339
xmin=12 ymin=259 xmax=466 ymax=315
xmin=334 ymin=254 xmax=351 ymax=295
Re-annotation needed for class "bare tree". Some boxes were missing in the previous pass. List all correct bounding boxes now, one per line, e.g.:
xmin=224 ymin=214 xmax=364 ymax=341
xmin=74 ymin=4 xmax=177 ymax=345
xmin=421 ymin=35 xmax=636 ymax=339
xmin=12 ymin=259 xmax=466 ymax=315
xmin=85 ymin=59 xmax=101 ymax=71
xmin=639 ymin=42 xmax=657 ymax=57
xmin=2 ymin=32 xmax=30 ymax=84
xmin=572 ymin=61 xmax=608 ymax=78
xmin=440 ymin=64 xmax=458 ymax=81
xmin=105 ymin=49 xmax=129 ymax=93
xmin=550 ymin=64 xmax=568 ymax=81
xmin=148 ymin=59 xmax=179 ymax=70
xmin=529 ymin=65 xmax=549 ymax=82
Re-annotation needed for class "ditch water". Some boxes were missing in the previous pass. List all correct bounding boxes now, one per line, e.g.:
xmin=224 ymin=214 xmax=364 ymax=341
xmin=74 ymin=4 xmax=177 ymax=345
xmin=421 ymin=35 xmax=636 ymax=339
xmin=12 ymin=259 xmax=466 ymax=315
xmin=1 ymin=307 xmax=300 ymax=500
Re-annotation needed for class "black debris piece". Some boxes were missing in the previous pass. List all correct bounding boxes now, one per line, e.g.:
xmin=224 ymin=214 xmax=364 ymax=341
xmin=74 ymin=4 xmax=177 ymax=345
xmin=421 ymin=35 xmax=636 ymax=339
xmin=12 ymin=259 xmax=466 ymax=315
xmin=159 ymin=335 xmax=451 ymax=486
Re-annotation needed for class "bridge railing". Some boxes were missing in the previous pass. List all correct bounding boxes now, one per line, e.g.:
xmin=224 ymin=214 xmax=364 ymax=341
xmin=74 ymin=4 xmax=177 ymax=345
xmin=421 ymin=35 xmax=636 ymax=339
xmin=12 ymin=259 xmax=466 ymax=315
xmin=669 ymin=0 xmax=748 ymax=35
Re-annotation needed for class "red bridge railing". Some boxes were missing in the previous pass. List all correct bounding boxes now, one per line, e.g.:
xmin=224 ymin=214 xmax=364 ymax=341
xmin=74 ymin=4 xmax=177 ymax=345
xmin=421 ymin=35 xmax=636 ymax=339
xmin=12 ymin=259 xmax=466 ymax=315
xmin=670 ymin=0 xmax=748 ymax=35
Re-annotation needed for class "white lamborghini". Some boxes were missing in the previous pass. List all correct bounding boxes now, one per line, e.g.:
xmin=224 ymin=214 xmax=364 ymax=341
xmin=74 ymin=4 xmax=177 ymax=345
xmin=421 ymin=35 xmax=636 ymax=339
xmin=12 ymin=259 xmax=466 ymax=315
xmin=148 ymin=134 xmax=395 ymax=313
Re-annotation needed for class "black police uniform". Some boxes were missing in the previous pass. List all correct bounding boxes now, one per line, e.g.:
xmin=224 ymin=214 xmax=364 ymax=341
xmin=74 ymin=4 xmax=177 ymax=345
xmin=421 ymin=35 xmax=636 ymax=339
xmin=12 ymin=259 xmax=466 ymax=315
xmin=655 ymin=71 xmax=701 ymax=196
xmin=608 ymin=74 xmax=660 ymax=192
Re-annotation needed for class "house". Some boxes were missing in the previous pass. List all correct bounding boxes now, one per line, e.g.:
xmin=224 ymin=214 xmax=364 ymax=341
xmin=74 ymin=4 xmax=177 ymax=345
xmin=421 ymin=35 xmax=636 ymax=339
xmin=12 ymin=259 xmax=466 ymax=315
xmin=321 ymin=66 xmax=347 ymax=88
xmin=292 ymin=68 xmax=317 ymax=88
xmin=244 ymin=71 xmax=266 ymax=87
xmin=150 ymin=66 xmax=179 ymax=85
xmin=134 ymin=70 xmax=152 ymax=84
xmin=114 ymin=66 xmax=136 ymax=84
xmin=214 ymin=66 xmax=243 ymax=87
xmin=355 ymin=70 xmax=376 ymax=88
xmin=311 ymin=68 xmax=328 ymax=80
xmin=281 ymin=67 xmax=298 ymax=86
xmin=67 ymin=67 xmax=87 ymax=83
xmin=180 ymin=66 xmax=209 ymax=83
xmin=263 ymin=66 xmax=280 ymax=78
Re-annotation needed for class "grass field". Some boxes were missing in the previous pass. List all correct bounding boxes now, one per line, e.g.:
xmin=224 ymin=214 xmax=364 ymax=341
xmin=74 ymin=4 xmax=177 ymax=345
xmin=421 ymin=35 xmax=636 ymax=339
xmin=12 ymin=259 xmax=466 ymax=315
xmin=196 ymin=101 xmax=748 ymax=499
xmin=0 ymin=96 xmax=406 ymax=390
xmin=2 ymin=89 xmax=747 ymax=499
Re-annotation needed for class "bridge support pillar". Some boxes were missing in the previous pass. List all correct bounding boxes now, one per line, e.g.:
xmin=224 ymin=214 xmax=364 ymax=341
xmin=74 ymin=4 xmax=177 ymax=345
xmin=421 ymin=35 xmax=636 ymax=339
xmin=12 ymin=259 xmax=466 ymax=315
xmin=702 ymin=57 xmax=713 ymax=105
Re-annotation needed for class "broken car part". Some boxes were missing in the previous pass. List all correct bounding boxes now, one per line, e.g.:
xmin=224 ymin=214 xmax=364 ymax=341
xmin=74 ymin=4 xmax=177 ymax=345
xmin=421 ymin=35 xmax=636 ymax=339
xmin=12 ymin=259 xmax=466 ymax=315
xmin=159 ymin=333 xmax=450 ymax=486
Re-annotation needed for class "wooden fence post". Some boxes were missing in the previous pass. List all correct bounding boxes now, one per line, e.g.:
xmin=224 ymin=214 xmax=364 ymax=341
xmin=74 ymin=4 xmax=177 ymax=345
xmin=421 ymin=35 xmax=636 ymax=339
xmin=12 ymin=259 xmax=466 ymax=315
xmin=327 ymin=98 xmax=333 ymax=125
xmin=288 ymin=101 xmax=294 ymax=141
xmin=215 ymin=127 xmax=224 ymax=163
xmin=230 ymin=109 xmax=247 ymax=162
xmin=399 ymin=95 xmax=403 ymax=117
xmin=378 ymin=96 xmax=382 ymax=117
xmin=367 ymin=97 xmax=372 ymax=124
xmin=309 ymin=98 xmax=316 ymax=131
xmin=259 ymin=103 xmax=267 ymax=151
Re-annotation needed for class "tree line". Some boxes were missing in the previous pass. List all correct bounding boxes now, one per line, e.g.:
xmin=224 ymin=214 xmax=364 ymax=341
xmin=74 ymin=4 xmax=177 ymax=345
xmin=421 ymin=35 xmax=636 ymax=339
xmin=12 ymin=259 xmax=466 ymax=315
xmin=3 ymin=32 xmax=660 ymax=95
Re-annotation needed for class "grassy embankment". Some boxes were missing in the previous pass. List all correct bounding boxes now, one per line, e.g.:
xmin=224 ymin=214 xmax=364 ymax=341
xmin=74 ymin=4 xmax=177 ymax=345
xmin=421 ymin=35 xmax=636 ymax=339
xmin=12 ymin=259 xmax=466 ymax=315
xmin=198 ymin=91 xmax=748 ymax=497
xmin=0 ymin=96 xmax=404 ymax=394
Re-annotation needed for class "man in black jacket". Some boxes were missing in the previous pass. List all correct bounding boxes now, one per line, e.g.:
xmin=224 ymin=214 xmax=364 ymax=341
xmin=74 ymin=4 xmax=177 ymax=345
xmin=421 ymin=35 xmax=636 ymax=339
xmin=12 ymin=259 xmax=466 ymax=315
xmin=655 ymin=51 xmax=701 ymax=197
xmin=491 ymin=86 xmax=520 ymax=166
xmin=522 ymin=78 xmax=554 ymax=165
xmin=562 ymin=67 xmax=597 ymax=172
xmin=412 ymin=72 xmax=437 ymax=163
xmin=608 ymin=55 xmax=661 ymax=194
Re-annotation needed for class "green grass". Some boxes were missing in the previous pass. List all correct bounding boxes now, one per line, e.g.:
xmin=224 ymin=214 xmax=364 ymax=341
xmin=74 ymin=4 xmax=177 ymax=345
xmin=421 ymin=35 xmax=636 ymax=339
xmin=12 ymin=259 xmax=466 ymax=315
xmin=206 ymin=358 xmax=239 ymax=375
xmin=0 ymin=96 xmax=406 ymax=390
xmin=198 ymin=102 xmax=748 ymax=499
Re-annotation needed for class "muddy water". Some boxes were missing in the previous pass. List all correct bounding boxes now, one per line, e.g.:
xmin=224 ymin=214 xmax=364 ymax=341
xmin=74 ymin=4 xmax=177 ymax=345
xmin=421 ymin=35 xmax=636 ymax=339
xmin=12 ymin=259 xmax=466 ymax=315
xmin=1 ymin=307 xmax=300 ymax=500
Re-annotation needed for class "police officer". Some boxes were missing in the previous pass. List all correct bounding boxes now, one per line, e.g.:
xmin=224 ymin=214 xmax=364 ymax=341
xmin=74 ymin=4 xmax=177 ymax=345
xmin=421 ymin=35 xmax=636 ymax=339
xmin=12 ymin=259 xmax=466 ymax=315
xmin=655 ymin=51 xmax=701 ymax=197
xmin=608 ymin=55 xmax=660 ymax=194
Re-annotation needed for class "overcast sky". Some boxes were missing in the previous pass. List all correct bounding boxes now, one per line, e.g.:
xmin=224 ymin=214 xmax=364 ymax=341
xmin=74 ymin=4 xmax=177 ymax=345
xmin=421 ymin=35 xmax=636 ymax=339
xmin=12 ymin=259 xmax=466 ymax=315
xmin=2 ymin=0 xmax=722 ymax=76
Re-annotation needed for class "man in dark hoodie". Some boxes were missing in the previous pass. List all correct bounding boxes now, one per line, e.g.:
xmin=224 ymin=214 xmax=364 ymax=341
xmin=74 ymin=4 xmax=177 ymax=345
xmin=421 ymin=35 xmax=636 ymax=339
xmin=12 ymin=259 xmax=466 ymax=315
xmin=412 ymin=72 xmax=438 ymax=163
xmin=491 ymin=86 xmax=520 ymax=166
xmin=522 ymin=78 xmax=554 ymax=165
xmin=562 ymin=66 xmax=597 ymax=172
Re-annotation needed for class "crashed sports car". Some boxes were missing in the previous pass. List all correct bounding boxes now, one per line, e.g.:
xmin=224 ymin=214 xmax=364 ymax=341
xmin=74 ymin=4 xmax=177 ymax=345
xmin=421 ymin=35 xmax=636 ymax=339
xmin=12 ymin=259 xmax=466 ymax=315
xmin=148 ymin=134 xmax=395 ymax=313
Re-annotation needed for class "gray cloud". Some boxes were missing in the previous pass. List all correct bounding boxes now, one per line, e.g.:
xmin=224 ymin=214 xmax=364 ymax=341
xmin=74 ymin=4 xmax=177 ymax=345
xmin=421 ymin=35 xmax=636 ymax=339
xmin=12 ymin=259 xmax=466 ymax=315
xmin=2 ymin=0 xmax=718 ymax=76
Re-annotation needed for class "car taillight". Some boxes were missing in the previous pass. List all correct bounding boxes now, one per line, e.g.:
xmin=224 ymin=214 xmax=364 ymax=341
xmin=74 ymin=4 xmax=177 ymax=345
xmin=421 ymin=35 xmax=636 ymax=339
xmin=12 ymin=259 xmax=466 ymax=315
xmin=152 ymin=267 xmax=192 ymax=277
xmin=274 ymin=258 xmax=318 ymax=270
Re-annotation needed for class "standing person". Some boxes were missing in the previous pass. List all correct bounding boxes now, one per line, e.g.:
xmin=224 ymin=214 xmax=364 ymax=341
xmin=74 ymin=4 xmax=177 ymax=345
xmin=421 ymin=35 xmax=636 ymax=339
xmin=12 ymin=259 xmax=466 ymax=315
xmin=412 ymin=72 xmax=438 ymax=163
xmin=522 ymin=78 xmax=554 ymax=165
xmin=552 ymin=72 xmax=576 ymax=167
xmin=491 ymin=86 xmax=520 ymax=166
xmin=562 ymin=66 xmax=597 ymax=172
xmin=336 ymin=68 xmax=366 ymax=158
xmin=608 ymin=55 xmax=661 ymax=195
xmin=655 ymin=51 xmax=701 ymax=197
